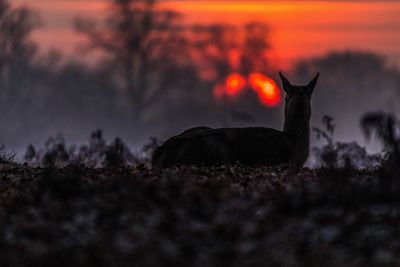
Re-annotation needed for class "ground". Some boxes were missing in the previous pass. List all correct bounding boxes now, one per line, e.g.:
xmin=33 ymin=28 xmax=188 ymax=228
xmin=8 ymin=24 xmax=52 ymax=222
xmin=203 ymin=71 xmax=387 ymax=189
xmin=0 ymin=164 xmax=399 ymax=267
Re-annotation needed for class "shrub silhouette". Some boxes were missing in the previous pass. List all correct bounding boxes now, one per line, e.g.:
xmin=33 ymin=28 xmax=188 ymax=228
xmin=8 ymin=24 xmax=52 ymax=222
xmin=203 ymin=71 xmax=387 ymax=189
xmin=24 ymin=130 xmax=158 ymax=167
xmin=103 ymin=137 xmax=133 ymax=167
xmin=0 ymin=145 xmax=15 ymax=164
xmin=313 ymin=115 xmax=381 ymax=169
xmin=312 ymin=115 xmax=338 ymax=168
xmin=361 ymin=112 xmax=400 ymax=178
xmin=24 ymin=134 xmax=70 ymax=167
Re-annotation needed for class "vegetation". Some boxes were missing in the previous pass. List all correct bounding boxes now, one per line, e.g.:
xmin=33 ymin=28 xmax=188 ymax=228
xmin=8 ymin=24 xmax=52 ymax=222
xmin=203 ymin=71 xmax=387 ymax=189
xmin=23 ymin=129 xmax=158 ymax=168
xmin=0 ymin=145 xmax=15 ymax=164
xmin=362 ymin=112 xmax=400 ymax=180
xmin=312 ymin=115 xmax=381 ymax=169
xmin=0 ymin=162 xmax=399 ymax=266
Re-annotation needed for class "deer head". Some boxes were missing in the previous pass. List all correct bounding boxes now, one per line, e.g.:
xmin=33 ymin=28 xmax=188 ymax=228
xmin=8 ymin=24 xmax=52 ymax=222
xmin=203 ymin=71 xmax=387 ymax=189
xmin=279 ymin=72 xmax=319 ymax=133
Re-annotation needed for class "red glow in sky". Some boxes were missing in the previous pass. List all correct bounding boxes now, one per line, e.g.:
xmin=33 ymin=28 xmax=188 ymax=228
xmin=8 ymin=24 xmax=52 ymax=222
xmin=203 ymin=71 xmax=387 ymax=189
xmin=225 ymin=73 xmax=247 ymax=97
xmin=213 ymin=83 xmax=225 ymax=100
xmin=249 ymin=73 xmax=281 ymax=107
xmin=12 ymin=0 xmax=400 ymax=70
xmin=213 ymin=73 xmax=281 ymax=107
xmin=213 ymin=73 xmax=247 ymax=101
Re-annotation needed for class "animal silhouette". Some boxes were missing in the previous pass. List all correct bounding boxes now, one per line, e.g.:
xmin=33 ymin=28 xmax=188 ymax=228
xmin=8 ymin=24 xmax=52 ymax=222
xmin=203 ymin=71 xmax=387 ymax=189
xmin=152 ymin=72 xmax=319 ymax=168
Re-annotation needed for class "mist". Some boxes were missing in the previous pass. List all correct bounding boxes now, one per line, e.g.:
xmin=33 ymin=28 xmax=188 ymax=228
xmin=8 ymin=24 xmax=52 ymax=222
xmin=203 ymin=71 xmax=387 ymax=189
xmin=2 ymin=0 xmax=399 ymax=158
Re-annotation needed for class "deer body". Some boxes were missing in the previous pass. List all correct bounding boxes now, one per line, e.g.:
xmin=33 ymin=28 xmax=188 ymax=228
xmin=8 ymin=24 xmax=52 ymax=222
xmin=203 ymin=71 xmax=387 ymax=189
xmin=152 ymin=72 xmax=319 ymax=168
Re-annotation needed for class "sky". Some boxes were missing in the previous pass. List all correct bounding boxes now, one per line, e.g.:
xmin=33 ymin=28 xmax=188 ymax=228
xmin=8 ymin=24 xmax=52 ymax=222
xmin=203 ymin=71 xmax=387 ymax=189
xmin=12 ymin=0 xmax=400 ymax=70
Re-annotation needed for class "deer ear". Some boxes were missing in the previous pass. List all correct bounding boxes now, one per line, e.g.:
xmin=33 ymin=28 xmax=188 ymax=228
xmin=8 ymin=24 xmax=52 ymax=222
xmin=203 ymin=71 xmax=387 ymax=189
xmin=305 ymin=73 xmax=319 ymax=97
xmin=279 ymin=71 xmax=293 ymax=95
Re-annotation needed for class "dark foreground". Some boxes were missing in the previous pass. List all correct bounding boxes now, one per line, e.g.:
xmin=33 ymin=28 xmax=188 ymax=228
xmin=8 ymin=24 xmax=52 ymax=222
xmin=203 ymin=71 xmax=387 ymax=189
xmin=0 ymin=164 xmax=399 ymax=267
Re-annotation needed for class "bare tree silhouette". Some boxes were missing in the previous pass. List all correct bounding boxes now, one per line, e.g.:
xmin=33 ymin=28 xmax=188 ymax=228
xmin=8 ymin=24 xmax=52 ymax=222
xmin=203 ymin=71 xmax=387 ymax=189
xmin=192 ymin=24 xmax=237 ymax=81
xmin=192 ymin=22 xmax=271 ymax=81
xmin=75 ymin=0 xmax=190 ymax=120
xmin=239 ymin=23 xmax=270 ymax=76
xmin=0 ymin=0 xmax=45 ymax=147
xmin=0 ymin=0 xmax=39 ymax=112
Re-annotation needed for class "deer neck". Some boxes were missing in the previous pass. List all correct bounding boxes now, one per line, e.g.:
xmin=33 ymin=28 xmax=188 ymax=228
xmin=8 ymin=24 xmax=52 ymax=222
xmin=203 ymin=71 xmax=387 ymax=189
xmin=283 ymin=116 xmax=310 ymax=147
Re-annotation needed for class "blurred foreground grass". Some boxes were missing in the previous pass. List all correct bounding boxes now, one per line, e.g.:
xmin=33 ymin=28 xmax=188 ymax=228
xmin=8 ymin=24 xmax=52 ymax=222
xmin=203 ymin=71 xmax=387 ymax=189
xmin=0 ymin=164 xmax=399 ymax=267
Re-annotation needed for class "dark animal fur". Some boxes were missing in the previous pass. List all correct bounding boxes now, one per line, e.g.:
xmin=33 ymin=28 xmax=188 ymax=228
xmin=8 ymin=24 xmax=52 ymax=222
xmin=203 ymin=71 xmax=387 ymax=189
xmin=152 ymin=72 xmax=319 ymax=168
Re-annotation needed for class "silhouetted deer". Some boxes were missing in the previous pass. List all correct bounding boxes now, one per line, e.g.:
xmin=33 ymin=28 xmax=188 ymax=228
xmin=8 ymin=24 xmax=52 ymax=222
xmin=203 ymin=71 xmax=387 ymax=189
xmin=152 ymin=72 xmax=319 ymax=168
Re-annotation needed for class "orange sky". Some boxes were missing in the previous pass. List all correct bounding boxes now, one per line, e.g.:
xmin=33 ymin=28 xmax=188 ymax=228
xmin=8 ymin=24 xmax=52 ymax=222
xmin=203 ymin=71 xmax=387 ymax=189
xmin=12 ymin=0 xmax=400 ymax=70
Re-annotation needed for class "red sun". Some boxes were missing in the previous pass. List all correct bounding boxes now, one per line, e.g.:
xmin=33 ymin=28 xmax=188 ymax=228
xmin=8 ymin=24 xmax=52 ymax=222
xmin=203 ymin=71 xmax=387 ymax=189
xmin=213 ymin=72 xmax=281 ymax=107
xmin=249 ymin=73 xmax=281 ymax=107
xmin=225 ymin=73 xmax=247 ymax=97
xmin=213 ymin=73 xmax=247 ymax=100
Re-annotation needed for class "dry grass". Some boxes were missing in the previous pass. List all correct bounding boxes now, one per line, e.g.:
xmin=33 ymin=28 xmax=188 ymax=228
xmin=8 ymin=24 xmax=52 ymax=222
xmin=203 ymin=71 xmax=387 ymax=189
xmin=0 ymin=164 xmax=398 ymax=266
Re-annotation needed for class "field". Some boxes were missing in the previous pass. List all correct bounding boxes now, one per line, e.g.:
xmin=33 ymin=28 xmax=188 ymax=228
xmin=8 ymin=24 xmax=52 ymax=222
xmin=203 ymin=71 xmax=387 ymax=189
xmin=0 ymin=163 xmax=399 ymax=267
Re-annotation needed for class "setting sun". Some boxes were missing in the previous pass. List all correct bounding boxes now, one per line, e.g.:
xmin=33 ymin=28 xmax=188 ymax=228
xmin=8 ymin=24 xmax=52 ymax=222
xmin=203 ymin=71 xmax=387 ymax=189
xmin=213 ymin=73 xmax=281 ymax=107
xmin=249 ymin=73 xmax=281 ymax=107
xmin=225 ymin=73 xmax=247 ymax=97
